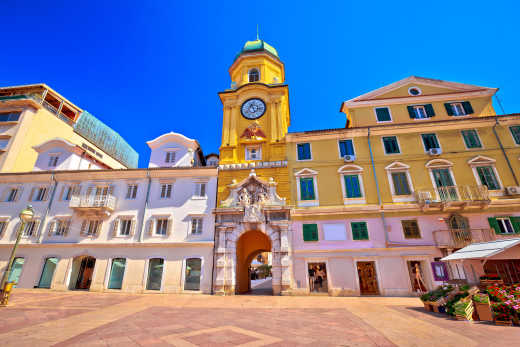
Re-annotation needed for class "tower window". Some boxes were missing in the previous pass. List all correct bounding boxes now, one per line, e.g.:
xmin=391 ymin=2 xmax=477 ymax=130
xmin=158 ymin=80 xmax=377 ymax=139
xmin=248 ymin=68 xmax=260 ymax=82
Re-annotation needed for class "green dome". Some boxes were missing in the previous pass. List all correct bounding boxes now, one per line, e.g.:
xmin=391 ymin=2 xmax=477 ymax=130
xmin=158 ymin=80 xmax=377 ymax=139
xmin=235 ymin=39 xmax=279 ymax=61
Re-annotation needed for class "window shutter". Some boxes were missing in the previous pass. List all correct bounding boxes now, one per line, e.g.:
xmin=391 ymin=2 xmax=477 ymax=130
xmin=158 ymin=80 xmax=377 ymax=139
xmin=407 ymin=106 xmax=416 ymax=119
xmin=48 ymin=221 xmax=56 ymax=236
xmin=352 ymin=224 xmax=360 ymax=240
xmin=148 ymin=218 xmax=155 ymax=235
xmin=29 ymin=187 xmax=36 ymax=201
xmin=112 ymin=218 xmax=119 ymax=236
xmin=510 ymin=217 xmax=520 ymax=233
xmin=167 ymin=218 xmax=173 ymax=236
xmin=487 ymin=217 xmax=499 ymax=234
xmin=425 ymin=104 xmax=435 ymax=117
xmin=130 ymin=219 xmax=136 ymax=236
xmin=302 ymin=224 xmax=318 ymax=241
xmin=80 ymin=220 xmax=87 ymax=236
xmin=444 ymin=103 xmax=454 ymax=116
xmin=462 ymin=101 xmax=474 ymax=115
xmin=166 ymin=184 xmax=172 ymax=198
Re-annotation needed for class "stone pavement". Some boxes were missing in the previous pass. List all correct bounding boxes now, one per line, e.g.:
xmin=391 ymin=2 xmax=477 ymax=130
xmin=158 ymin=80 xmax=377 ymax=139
xmin=0 ymin=290 xmax=518 ymax=346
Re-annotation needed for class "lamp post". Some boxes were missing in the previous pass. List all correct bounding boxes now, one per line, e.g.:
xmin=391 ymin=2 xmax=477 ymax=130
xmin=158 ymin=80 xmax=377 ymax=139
xmin=0 ymin=205 xmax=34 ymax=305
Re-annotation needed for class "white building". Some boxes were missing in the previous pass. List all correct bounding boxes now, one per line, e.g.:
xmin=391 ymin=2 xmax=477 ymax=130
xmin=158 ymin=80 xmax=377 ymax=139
xmin=0 ymin=132 xmax=217 ymax=293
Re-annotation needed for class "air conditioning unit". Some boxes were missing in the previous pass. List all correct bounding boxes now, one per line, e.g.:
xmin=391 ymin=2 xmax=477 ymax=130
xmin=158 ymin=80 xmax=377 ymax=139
xmin=428 ymin=148 xmax=442 ymax=156
xmin=506 ymin=186 xmax=520 ymax=195
xmin=343 ymin=155 xmax=356 ymax=162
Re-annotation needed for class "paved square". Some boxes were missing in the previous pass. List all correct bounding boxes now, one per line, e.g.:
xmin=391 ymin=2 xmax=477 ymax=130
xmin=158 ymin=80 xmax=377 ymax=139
xmin=0 ymin=289 xmax=518 ymax=346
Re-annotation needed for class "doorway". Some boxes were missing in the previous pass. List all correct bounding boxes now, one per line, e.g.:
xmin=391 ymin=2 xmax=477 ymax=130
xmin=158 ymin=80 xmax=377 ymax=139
xmin=407 ymin=261 xmax=428 ymax=293
xmin=73 ymin=256 xmax=96 ymax=290
xmin=236 ymin=230 xmax=272 ymax=294
xmin=184 ymin=258 xmax=202 ymax=291
xmin=357 ymin=261 xmax=379 ymax=295
xmin=7 ymin=257 xmax=24 ymax=287
xmin=38 ymin=257 xmax=58 ymax=288
xmin=308 ymin=262 xmax=328 ymax=293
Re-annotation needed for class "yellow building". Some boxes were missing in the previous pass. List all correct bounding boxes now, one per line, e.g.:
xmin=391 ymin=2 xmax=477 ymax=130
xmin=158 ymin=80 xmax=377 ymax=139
xmin=0 ymin=84 xmax=137 ymax=172
xmin=213 ymin=39 xmax=292 ymax=295
xmin=286 ymin=76 xmax=520 ymax=296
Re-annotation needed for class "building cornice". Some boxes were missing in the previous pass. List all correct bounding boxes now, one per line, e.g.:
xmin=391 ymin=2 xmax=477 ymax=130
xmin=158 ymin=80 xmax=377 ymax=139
xmin=0 ymin=241 xmax=215 ymax=248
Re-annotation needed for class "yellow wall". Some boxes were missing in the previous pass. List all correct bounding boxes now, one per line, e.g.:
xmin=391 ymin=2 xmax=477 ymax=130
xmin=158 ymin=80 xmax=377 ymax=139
xmin=230 ymin=55 xmax=284 ymax=87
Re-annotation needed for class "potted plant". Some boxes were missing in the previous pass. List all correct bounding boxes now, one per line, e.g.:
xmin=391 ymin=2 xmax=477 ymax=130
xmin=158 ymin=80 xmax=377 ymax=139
xmin=492 ymin=302 xmax=513 ymax=326
xmin=420 ymin=292 xmax=433 ymax=311
xmin=472 ymin=293 xmax=493 ymax=321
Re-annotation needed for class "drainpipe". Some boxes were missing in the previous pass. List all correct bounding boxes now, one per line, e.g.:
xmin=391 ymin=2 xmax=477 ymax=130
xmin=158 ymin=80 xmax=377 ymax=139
xmin=367 ymin=128 xmax=389 ymax=247
xmin=137 ymin=170 xmax=152 ymax=242
xmin=37 ymin=173 xmax=58 ymax=243
xmin=492 ymin=117 xmax=519 ymax=186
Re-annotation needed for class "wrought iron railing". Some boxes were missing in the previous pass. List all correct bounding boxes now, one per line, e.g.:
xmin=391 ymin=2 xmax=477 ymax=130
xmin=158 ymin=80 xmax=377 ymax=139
xmin=416 ymin=185 xmax=489 ymax=204
xmin=69 ymin=195 xmax=116 ymax=210
xmin=433 ymin=229 xmax=495 ymax=249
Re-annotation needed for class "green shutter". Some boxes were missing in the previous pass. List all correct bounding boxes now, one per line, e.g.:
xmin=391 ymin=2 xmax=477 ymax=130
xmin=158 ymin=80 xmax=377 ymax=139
xmin=352 ymin=222 xmax=368 ymax=240
xmin=407 ymin=106 xmax=416 ymax=119
xmin=425 ymin=104 xmax=435 ymax=117
xmin=510 ymin=217 xmax=520 ymax=234
xmin=444 ymin=103 xmax=454 ymax=116
xmin=303 ymin=224 xmax=319 ymax=241
xmin=462 ymin=101 xmax=474 ymax=114
xmin=488 ymin=217 xmax=500 ymax=234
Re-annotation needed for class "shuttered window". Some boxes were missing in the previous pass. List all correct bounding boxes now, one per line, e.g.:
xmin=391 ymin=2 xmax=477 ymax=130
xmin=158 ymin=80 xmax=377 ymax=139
xmin=476 ymin=166 xmax=500 ymax=190
xmin=488 ymin=217 xmax=520 ymax=234
xmin=344 ymin=175 xmax=362 ymax=198
xmin=408 ymin=104 xmax=435 ymax=119
xmin=382 ymin=136 xmax=400 ymax=154
xmin=302 ymin=224 xmax=319 ymax=241
xmin=421 ymin=133 xmax=440 ymax=150
xmin=351 ymin=222 xmax=369 ymax=240
xmin=297 ymin=143 xmax=311 ymax=160
xmin=339 ymin=140 xmax=354 ymax=157
xmin=299 ymin=177 xmax=316 ymax=200
xmin=391 ymin=172 xmax=411 ymax=195
xmin=510 ymin=126 xmax=520 ymax=145
xmin=445 ymin=101 xmax=474 ymax=116
xmin=461 ymin=130 xmax=482 ymax=148
xmin=401 ymin=220 xmax=421 ymax=239
xmin=375 ymin=107 xmax=391 ymax=122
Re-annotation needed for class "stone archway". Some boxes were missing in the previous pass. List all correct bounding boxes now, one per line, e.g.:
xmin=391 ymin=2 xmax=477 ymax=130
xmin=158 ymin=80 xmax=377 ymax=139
xmin=213 ymin=170 xmax=291 ymax=295
xmin=236 ymin=229 xmax=272 ymax=294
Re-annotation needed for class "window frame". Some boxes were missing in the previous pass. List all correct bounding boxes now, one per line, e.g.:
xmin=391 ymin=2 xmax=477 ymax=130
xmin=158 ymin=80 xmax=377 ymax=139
xmin=119 ymin=218 xmax=133 ymax=236
xmin=467 ymin=156 xmax=503 ymax=195
xmin=496 ymin=217 xmax=515 ymax=234
xmin=421 ymin=133 xmax=441 ymax=152
xmin=155 ymin=218 xmax=169 ymax=236
xmin=159 ymin=183 xmax=173 ymax=199
xmin=509 ymin=126 xmax=520 ymax=145
xmin=385 ymin=162 xmax=415 ymax=202
xmin=461 ymin=129 xmax=482 ymax=149
xmin=54 ymin=218 xmax=71 ymax=236
xmin=164 ymin=150 xmax=176 ymax=164
xmin=401 ymin=220 xmax=422 ymax=239
xmin=294 ymin=168 xmax=319 ymax=207
xmin=48 ymin=155 xmax=60 ymax=167
xmin=144 ymin=257 xmax=166 ymax=291
xmin=248 ymin=68 xmax=260 ymax=83
xmin=193 ymin=181 xmax=208 ymax=199
xmin=450 ymin=102 xmax=466 ymax=116
xmin=338 ymin=165 xmax=366 ymax=204
xmin=338 ymin=139 xmax=355 ymax=158
xmin=0 ymin=218 xmax=9 ymax=236
xmin=350 ymin=221 xmax=369 ymax=241
xmin=302 ymin=223 xmax=319 ymax=242
xmin=374 ymin=107 xmax=393 ymax=123
xmin=126 ymin=184 xmax=138 ymax=200
xmin=474 ymin=165 xmax=501 ymax=191
xmin=381 ymin=136 xmax=401 ymax=155
xmin=190 ymin=217 xmax=203 ymax=235
xmin=245 ymin=145 xmax=262 ymax=161
xmin=296 ymin=143 xmax=312 ymax=161
xmin=413 ymin=105 xmax=428 ymax=119
xmin=6 ymin=187 xmax=19 ymax=202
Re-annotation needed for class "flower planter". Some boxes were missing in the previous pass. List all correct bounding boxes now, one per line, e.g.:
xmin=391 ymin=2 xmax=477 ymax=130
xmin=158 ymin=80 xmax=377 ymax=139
xmin=494 ymin=319 xmax=513 ymax=326
xmin=423 ymin=302 xmax=433 ymax=312
xmin=473 ymin=302 xmax=493 ymax=321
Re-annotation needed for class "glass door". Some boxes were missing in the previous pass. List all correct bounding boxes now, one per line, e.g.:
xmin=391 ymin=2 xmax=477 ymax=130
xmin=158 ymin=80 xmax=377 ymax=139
xmin=184 ymin=258 xmax=201 ymax=291
xmin=7 ymin=257 xmax=24 ymax=287
xmin=432 ymin=168 xmax=457 ymax=201
xmin=146 ymin=258 xmax=164 ymax=290
xmin=38 ymin=257 xmax=58 ymax=288
xmin=108 ymin=258 xmax=126 ymax=289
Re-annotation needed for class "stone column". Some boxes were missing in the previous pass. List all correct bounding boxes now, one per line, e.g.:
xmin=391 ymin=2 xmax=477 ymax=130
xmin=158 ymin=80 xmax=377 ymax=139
xmin=278 ymin=223 xmax=291 ymax=293
xmin=214 ymin=224 xmax=237 ymax=295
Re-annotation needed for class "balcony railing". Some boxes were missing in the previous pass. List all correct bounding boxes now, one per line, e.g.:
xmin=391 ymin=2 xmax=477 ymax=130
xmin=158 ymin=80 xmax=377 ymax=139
xmin=69 ymin=194 xmax=116 ymax=213
xmin=433 ymin=229 xmax=495 ymax=249
xmin=416 ymin=185 xmax=489 ymax=208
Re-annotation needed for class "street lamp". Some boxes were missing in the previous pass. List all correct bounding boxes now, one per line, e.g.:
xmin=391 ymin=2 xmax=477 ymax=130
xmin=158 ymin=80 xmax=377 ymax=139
xmin=0 ymin=205 xmax=34 ymax=306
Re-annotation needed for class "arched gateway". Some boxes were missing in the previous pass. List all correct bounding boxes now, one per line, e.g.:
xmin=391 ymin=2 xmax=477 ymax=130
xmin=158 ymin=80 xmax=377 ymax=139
xmin=213 ymin=170 xmax=291 ymax=295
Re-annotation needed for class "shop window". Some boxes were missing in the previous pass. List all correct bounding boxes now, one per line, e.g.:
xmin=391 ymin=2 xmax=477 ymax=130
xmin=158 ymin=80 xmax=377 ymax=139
xmin=146 ymin=258 xmax=164 ymax=290
xmin=38 ymin=257 xmax=58 ymax=288
xmin=184 ymin=258 xmax=202 ymax=290
xmin=107 ymin=258 xmax=126 ymax=289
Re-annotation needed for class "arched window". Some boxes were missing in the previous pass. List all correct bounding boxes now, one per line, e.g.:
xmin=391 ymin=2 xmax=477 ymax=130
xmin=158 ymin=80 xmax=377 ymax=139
xmin=248 ymin=68 xmax=259 ymax=82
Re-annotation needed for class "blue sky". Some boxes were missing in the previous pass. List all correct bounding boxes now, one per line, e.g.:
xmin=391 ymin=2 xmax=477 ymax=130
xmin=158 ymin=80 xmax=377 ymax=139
xmin=2 ymin=1 xmax=518 ymax=167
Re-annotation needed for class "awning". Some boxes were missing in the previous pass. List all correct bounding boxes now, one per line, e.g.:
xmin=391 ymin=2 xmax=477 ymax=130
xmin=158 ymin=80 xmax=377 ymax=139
xmin=441 ymin=238 xmax=520 ymax=261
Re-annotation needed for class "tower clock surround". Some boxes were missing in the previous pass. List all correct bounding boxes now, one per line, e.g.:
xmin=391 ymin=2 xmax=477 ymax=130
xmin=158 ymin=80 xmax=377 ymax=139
xmin=241 ymin=98 xmax=266 ymax=120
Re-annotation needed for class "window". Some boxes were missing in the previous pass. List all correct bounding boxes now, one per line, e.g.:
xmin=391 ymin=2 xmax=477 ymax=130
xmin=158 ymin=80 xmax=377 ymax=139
xmin=48 ymin=156 xmax=59 ymax=167
xmin=461 ymin=130 xmax=482 ymax=149
xmin=160 ymin=183 xmax=172 ymax=199
xmin=165 ymin=151 xmax=176 ymax=164
xmin=351 ymin=222 xmax=369 ymax=240
xmin=62 ymin=186 xmax=73 ymax=201
xmin=382 ymin=136 xmax=400 ymax=154
xmin=146 ymin=258 xmax=164 ymax=290
xmin=33 ymin=187 xmax=47 ymax=201
xmin=6 ymin=188 xmax=18 ymax=202
xmin=339 ymin=139 xmax=354 ymax=157
xmin=322 ymin=224 xmax=347 ymax=241
xmin=0 ymin=220 xmax=8 ymax=236
xmin=81 ymin=220 xmax=101 ymax=236
xmin=246 ymin=146 xmax=261 ymax=160
xmin=408 ymin=104 xmax=434 ymax=119
xmin=488 ymin=217 xmax=520 ymax=234
xmin=207 ymin=158 xmax=218 ymax=166
xmin=23 ymin=221 xmax=37 ymax=237
xmin=297 ymin=143 xmax=311 ymax=160
xmin=432 ymin=168 xmax=454 ymax=187
xmin=391 ymin=172 xmax=411 ymax=195
xmin=191 ymin=218 xmax=203 ymax=234
xmin=302 ymin=224 xmax=319 ymax=241
xmin=194 ymin=183 xmax=206 ymax=197
xmin=445 ymin=101 xmax=473 ymax=116
xmin=408 ymin=87 xmax=422 ymax=96
xmin=248 ymin=68 xmax=259 ymax=82
xmin=126 ymin=184 xmax=138 ymax=199
xmin=476 ymin=166 xmax=500 ymax=190
xmin=343 ymin=175 xmax=362 ymax=198
xmin=0 ymin=139 xmax=9 ymax=150
xmin=510 ymin=126 xmax=520 ymax=145
xmin=155 ymin=218 xmax=168 ymax=235
xmin=184 ymin=258 xmax=202 ymax=291
xmin=375 ymin=107 xmax=391 ymax=122
xmin=107 ymin=258 xmax=126 ymax=290
xmin=401 ymin=220 xmax=421 ymax=239
xmin=0 ymin=112 xmax=21 ymax=122
xmin=54 ymin=219 xmax=71 ymax=236
xmin=299 ymin=177 xmax=316 ymax=200
xmin=421 ymin=133 xmax=440 ymax=151
xmin=119 ymin=219 xmax=132 ymax=236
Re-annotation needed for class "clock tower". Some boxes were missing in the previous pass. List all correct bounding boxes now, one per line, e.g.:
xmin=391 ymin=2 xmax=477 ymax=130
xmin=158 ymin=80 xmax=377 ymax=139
xmin=217 ymin=39 xmax=291 ymax=205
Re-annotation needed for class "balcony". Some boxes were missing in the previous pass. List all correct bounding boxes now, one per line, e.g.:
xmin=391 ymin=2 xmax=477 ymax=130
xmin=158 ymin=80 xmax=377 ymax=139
xmin=69 ymin=194 xmax=116 ymax=216
xmin=415 ymin=185 xmax=490 ymax=210
xmin=433 ymin=229 xmax=495 ymax=249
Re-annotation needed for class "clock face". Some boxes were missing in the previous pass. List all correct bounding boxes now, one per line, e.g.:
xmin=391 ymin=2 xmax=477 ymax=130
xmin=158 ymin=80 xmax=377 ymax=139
xmin=241 ymin=98 xmax=266 ymax=120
